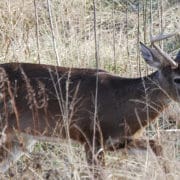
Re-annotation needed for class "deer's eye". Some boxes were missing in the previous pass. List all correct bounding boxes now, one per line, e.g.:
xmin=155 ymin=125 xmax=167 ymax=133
xmin=174 ymin=78 xmax=180 ymax=84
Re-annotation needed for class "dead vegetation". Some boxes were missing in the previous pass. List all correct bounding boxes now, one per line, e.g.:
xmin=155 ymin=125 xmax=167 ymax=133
xmin=0 ymin=0 xmax=179 ymax=179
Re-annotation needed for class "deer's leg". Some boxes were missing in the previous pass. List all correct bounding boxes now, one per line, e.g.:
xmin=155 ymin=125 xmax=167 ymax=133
xmin=148 ymin=139 xmax=163 ymax=156
xmin=126 ymin=139 xmax=161 ymax=154
xmin=148 ymin=139 xmax=170 ymax=174
xmin=124 ymin=138 xmax=162 ymax=155
xmin=127 ymin=138 xmax=170 ymax=174
xmin=84 ymin=142 xmax=105 ymax=167
xmin=84 ymin=141 xmax=105 ymax=179
xmin=0 ymin=131 xmax=37 ymax=174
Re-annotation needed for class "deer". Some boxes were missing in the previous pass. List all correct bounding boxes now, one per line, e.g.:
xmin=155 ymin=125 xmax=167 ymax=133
xmin=0 ymin=34 xmax=179 ymax=175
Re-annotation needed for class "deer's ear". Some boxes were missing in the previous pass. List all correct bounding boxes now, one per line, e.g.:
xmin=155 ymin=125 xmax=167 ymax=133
xmin=140 ymin=42 xmax=161 ymax=69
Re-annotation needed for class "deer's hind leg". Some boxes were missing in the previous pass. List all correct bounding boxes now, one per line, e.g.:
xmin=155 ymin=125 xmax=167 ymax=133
xmin=0 ymin=129 xmax=37 ymax=174
xmin=84 ymin=142 xmax=105 ymax=167
xmin=84 ymin=139 xmax=106 ymax=180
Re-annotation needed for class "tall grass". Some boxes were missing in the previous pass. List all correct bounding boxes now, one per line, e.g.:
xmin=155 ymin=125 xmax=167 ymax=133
xmin=0 ymin=0 xmax=179 ymax=179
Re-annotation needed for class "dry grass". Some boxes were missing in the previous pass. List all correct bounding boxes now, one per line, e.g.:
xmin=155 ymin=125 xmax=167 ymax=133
xmin=0 ymin=0 xmax=180 ymax=179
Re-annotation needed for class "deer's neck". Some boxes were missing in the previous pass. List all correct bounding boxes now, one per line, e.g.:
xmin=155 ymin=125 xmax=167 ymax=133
xmin=142 ymin=71 xmax=171 ymax=112
xmin=113 ymin=71 xmax=171 ymax=133
xmin=131 ymin=71 xmax=171 ymax=136
xmin=137 ymin=71 xmax=171 ymax=123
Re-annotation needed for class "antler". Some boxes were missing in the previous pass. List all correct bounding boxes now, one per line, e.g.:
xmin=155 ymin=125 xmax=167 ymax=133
xmin=150 ymin=33 xmax=177 ymax=44
xmin=150 ymin=33 xmax=178 ymax=69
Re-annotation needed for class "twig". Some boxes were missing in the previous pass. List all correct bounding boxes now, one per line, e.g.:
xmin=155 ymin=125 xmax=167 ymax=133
xmin=34 ymin=0 xmax=40 ymax=64
xmin=47 ymin=0 xmax=60 ymax=65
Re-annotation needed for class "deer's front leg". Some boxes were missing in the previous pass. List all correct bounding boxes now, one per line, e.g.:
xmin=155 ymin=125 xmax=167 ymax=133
xmin=127 ymin=138 xmax=170 ymax=174
xmin=127 ymin=139 xmax=163 ymax=156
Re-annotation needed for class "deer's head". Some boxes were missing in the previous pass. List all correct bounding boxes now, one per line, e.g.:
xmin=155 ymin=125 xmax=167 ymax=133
xmin=140 ymin=35 xmax=180 ymax=102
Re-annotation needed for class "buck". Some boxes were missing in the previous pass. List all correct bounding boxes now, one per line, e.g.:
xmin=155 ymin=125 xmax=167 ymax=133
xmin=0 ymin=34 xmax=179 ymax=174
